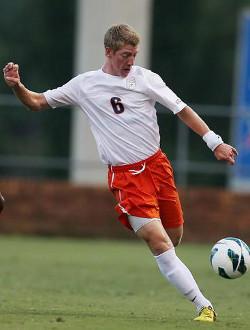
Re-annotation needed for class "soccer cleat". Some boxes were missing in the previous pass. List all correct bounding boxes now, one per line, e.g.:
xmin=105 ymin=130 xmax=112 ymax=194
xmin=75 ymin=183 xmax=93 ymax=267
xmin=194 ymin=306 xmax=216 ymax=322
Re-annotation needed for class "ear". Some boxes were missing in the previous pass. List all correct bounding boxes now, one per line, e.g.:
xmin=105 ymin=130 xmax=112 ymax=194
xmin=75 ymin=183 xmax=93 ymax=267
xmin=105 ymin=47 xmax=113 ymax=57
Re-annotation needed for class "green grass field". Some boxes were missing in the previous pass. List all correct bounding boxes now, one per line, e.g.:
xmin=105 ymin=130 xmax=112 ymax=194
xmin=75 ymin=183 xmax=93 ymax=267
xmin=0 ymin=236 xmax=249 ymax=330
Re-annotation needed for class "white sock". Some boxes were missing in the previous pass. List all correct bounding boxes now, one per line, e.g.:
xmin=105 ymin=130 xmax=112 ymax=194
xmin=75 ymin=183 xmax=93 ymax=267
xmin=155 ymin=248 xmax=212 ymax=312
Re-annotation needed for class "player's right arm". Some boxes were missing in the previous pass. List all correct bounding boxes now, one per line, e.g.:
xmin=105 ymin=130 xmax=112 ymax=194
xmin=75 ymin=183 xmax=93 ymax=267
xmin=3 ymin=62 xmax=49 ymax=111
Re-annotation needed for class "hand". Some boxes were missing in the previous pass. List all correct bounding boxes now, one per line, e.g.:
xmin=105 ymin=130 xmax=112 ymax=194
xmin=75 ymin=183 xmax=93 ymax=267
xmin=214 ymin=143 xmax=238 ymax=165
xmin=3 ymin=62 xmax=21 ymax=88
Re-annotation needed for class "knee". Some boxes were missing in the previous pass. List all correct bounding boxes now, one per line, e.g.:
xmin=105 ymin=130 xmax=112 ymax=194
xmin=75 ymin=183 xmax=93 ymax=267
xmin=136 ymin=220 xmax=174 ymax=255
xmin=145 ymin=235 xmax=173 ymax=255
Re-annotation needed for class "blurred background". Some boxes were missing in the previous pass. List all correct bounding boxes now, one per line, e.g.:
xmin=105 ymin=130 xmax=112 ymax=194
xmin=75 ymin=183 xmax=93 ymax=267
xmin=0 ymin=0 xmax=249 ymax=241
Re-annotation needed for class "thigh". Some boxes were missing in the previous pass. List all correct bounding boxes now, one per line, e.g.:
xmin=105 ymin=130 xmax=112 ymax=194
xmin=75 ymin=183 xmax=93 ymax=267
xmin=128 ymin=215 xmax=161 ymax=233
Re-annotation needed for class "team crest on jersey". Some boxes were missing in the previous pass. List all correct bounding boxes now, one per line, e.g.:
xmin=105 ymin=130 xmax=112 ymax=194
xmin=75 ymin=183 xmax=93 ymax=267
xmin=126 ymin=76 xmax=136 ymax=89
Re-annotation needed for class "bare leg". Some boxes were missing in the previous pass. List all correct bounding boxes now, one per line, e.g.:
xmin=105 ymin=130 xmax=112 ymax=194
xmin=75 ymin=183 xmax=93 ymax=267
xmin=131 ymin=219 xmax=212 ymax=313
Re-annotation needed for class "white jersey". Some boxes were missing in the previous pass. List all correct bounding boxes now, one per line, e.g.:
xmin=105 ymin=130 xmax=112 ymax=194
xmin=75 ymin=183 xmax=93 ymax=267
xmin=44 ymin=65 xmax=186 ymax=165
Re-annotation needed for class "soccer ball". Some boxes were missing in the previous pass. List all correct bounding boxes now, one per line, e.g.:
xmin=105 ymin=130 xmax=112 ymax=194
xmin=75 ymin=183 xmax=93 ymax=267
xmin=210 ymin=237 xmax=250 ymax=279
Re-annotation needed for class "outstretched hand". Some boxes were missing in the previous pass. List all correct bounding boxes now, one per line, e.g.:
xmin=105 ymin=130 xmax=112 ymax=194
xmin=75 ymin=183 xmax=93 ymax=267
xmin=214 ymin=143 xmax=238 ymax=165
xmin=3 ymin=62 xmax=21 ymax=88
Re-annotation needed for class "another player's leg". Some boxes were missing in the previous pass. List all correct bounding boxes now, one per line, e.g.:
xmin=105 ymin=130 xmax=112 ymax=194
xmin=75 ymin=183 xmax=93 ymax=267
xmin=165 ymin=225 xmax=183 ymax=247
xmin=0 ymin=192 xmax=5 ymax=214
xmin=129 ymin=216 xmax=216 ymax=322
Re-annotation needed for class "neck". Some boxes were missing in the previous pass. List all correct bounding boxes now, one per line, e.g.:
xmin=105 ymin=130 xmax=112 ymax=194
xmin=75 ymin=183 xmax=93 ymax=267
xmin=102 ymin=61 xmax=119 ymax=76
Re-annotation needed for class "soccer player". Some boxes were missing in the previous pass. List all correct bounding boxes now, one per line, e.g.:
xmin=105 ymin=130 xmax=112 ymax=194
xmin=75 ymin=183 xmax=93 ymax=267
xmin=3 ymin=24 xmax=237 ymax=322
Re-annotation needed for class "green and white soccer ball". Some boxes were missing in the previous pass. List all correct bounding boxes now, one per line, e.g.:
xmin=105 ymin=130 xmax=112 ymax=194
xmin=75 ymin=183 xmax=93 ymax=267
xmin=210 ymin=237 xmax=250 ymax=279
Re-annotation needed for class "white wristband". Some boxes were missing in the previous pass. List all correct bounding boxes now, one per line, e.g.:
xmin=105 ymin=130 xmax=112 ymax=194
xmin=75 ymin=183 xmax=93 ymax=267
xmin=202 ymin=130 xmax=224 ymax=151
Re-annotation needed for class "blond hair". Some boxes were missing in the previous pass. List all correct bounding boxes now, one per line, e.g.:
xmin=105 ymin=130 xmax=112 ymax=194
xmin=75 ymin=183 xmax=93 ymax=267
xmin=104 ymin=24 xmax=140 ymax=52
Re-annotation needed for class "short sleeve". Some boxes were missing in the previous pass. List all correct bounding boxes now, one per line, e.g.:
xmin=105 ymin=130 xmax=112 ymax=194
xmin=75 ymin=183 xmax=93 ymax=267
xmin=43 ymin=75 xmax=81 ymax=109
xmin=144 ymin=70 xmax=186 ymax=114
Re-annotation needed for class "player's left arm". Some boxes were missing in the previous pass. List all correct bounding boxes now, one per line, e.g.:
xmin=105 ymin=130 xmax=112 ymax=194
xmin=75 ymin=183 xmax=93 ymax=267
xmin=177 ymin=106 xmax=238 ymax=165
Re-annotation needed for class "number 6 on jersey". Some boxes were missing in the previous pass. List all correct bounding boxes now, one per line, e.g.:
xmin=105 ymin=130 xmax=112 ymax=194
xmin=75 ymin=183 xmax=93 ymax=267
xmin=110 ymin=97 xmax=125 ymax=114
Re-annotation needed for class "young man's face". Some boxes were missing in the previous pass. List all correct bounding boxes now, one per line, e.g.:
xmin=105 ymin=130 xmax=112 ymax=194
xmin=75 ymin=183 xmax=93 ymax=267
xmin=105 ymin=44 xmax=138 ymax=77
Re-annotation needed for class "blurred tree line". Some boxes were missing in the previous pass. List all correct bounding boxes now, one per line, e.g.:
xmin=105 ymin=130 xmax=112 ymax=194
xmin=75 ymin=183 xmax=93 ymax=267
xmin=0 ymin=0 xmax=75 ymax=178
xmin=151 ymin=0 xmax=250 ymax=186
xmin=152 ymin=0 xmax=250 ymax=105
xmin=0 ymin=0 xmax=249 ymax=183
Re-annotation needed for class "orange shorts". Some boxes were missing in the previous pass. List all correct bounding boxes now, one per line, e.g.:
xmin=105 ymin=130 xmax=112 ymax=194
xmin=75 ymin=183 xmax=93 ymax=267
xmin=108 ymin=149 xmax=184 ymax=231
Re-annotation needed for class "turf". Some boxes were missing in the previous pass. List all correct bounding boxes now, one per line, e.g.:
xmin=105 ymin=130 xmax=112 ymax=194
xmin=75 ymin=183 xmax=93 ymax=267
xmin=0 ymin=236 xmax=249 ymax=330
